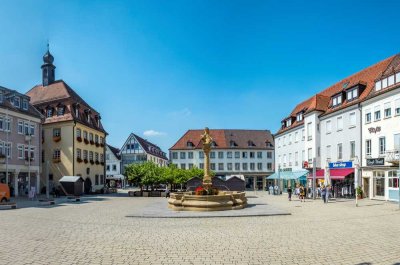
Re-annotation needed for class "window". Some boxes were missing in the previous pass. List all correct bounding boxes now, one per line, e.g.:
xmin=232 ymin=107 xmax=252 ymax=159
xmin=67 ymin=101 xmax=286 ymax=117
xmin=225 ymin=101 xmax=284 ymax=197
xmin=172 ymin=152 xmax=178 ymax=159
xmin=95 ymin=135 xmax=99 ymax=143
xmin=365 ymin=111 xmax=371 ymax=124
xmin=382 ymin=78 xmax=388 ymax=89
xmin=89 ymin=151 xmax=93 ymax=161
xmin=112 ymin=164 xmax=117 ymax=171
xmin=395 ymin=99 xmax=400 ymax=116
xmin=250 ymin=163 xmax=255 ymax=170
xmin=83 ymin=150 xmax=88 ymax=160
xmin=89 ymin=133 xmax=93 ymax=141
xmin=210 ymin=152 xmax=215 ymax=159
xmin=250 ymin=152 xmax=255 ymax=158
xmin=218 ymin=152 xmax=224 ymax=159
xmin=302 ymin=129 xmax=305 ymax=141
xmin=337 ymin=116 xmax=343 ymax=131
xmin=302 ymin=150 xmax=305 ymax=163
xmin=0 ymin=92 xmax=3 ymax=103
xmin=53 ymin=128 xmax=61 ymax=137
xmin=278 ymin=138 xmax=281 ymax=148
xmin=295 ymin=132 xmax=299 ymax=142
xmin=349 ymin=112 xmax=356 ymax=127
xmin=227 ymin=163 xmax=233 ymax=171
xmin=337 ymin=143 xmax=343 ymax=160
xmin=257 ymin=152 xmax=262 ymax=158
xmin=14 ymin=97 xmax=20 ymax=108
xmin=307 ymin=148 xmax=312 ymax=163
xmin=18 ymin=121 xmax=23 ymax=134
xmin=18 ymin=145 xmax=24 ymax=159
xmin=375 ymin=80 xmax=382 ymax=91
xmin=332 ymin=95 xmax=342 ymax=107
xmin=210 ymin=163 xmax=215 ymax=170
xmin=242 ymin=163 xmax=248 ymax=170
xmin=77 ymin=149 xmax=82 ymax=159
xmin=227 ymin=151 xmax=232 ymax=158
xmin=218 ymin=163 xmax=224 ymax=170
xmin=107 ymin=165 xmax=110 ymax=171
xmin=0 ymin=117 xmax=3 ymax=131
xmin=242 ymin=152 xmax=248 ymax=158
xmin=289 ymin=134 xmax=292 ymax=144
xmin=100 ymin=154 xmax=104 ymax=162
xmin=296 ymin=113 xmax=303 ymax=121
xmin=180 ymin=152 xmax=186 ymax=159
xmin=257 ymin=163 xmax=262 ymax=170
xmin=199 ymin=163 xmax=204 ymax=169
xmin=326 ymin=120 xmax=332 ymax=133
xmin=388 ymin=75 xmax=395 ymax=86
xmin=307 ymin=123 xmax=312 ymax=140
xmin=47 ymin=109 xmax=53 ymax=118
xmin=22 ymin=99 xmax=28 ymax=110
xmin=286 ymin=119 xmax=292 ymax=127
xmin=4 ymin=118 xmax=11 ymax=132
xmin=24 ymin=122 xmax=29 ymax=135
xmin=188 ymin=163 xmax=194 ymax=169
xmin=288 ymin=153 xmax=292 ymax=166
xmin=325 ymin=145 xmax=330 ymax=160
xmin=346 ymin=88 xmax=358 ymax=101
xmin=95 ymin=152 xmax=99 ymax=161
xmin=199 ymin=151 xmax=204 ymax=159
xmin=235 ymin=163 xmax=240 ymax=171
xmin=53 ymin=149 xmax=61 ymax=159
xmin=100 ymin=137 xmax=104 ymax=144
xmin=30 ymin=124 xmax=35 ymax=136
xmin=76 ymin=128 xmax=81 ymax=138
xmin=83 ymin=131 xmax=88 ymax=140
xmin=366 ymin=140 xmax=371 ymax=156
xmin=95 ymin=175 xmax=99 ymax=185
xmin=389 ymin=171 xmax=399 ymax=188
xmin=267 ymin=163 xmax=272 ymax=170
xmin=350 ymin=141 xmax=355 ymax=159
xmin=379 ymin=137 xmax=386 ymax=155
xmin=394 ymin=134 xmax=400 ymax=150
xmin=188 ymin=152 xmax=193 ymax=159
xmin=57 ymin=106 xmax=65 ymax=116
xmin=235 ymin=152 xmax=240 ymax=159
xmin=384 ymin=102 xmax=391 ymax=118
xmin=283 ymin=136 xmax=286 ymax=146
xmin=374 ymin=106 xmax=381 ymax=121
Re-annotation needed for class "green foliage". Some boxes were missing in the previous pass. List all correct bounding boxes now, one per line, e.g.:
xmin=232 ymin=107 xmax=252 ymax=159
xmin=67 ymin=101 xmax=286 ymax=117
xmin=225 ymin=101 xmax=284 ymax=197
xmin=124 ymin=162 xmax=212 ymax=189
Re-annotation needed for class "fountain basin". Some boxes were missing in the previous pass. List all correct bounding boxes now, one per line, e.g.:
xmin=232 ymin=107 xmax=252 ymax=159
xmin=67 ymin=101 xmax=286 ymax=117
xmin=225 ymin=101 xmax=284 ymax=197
xmin=168 ymin=191 xmax=247 ymax=211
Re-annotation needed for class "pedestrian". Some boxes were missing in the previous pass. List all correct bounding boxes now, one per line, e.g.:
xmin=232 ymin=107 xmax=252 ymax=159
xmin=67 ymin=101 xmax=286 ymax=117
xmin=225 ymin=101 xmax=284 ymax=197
xmin=165 ymin=185 xmax=170 ymax=198
xmin=274 ymin=184 xmax=278 ymax=195
xmin=299 ymin=185 xmax=305 ymax=202
xmin=268 ymin=185 xmax=273 ymax=195
xmin=325 ymin=185 xmax=330 ymax=203
xmin=321 ymin=185 xmax=326 ymax=203
xmin=287 ymin=187 xmax=292 ymax=201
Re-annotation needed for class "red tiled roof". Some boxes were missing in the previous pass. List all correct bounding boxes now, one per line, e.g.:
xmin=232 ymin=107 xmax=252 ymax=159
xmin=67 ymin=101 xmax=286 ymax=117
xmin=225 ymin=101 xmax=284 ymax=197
xmin=170 ymin=129 xmax=274 ymax=150
xmin=276 ymin=54 xmax=397 ymax=135
xmin=26 ymin=80 xmax=106 ymax=133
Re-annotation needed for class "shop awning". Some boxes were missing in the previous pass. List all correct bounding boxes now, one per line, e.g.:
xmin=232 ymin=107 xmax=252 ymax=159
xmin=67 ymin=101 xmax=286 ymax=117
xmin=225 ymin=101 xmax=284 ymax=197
xmin=312 ymin=168 xmax=354 ymax=180
xmin=268 ymin=170 xmax=308 ymax=180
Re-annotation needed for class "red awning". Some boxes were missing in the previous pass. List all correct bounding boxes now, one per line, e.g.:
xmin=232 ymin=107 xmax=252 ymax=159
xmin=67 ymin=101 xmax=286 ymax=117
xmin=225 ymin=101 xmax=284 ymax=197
xmin=311 ymin=168 xmax=354 ymax=180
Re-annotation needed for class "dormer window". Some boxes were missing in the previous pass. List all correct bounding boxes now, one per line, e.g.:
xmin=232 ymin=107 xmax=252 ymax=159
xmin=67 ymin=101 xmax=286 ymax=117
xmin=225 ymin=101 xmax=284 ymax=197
xmin=230 ymin=140 xmax=237 ymax=147
xmin=57 ymin=106 xmax=65 ymax=116
xmin=266 ymin=141 xmax=273 ymax=148
xmin=296 ymin=113 xmax=303 ymax=122
xmin=14 ymin=97 xmax=20 ymax=108
xmin=0 ymin=91 xmax=3 ymax=103
xmin=376 ymin=72 xmax=400 ymax=92
xmin=186 ymin=141 xmax=194 ymax=148
xmin=286 ymin=119 xmax=292 ymax=127
xmin=332 ymin=94 xmax=342 ymax=107
xmin=346 ymin=88 xmax=358 ymax=101
xmin=47 ymin=108 xmax=53 ymax=118
xmin=211 ymin=141 xmax=217 ymax=147
xmin=22 ymin=99 xmax=28 ymax=110
xmin=247 ymin=140 xmax=255 ymax=147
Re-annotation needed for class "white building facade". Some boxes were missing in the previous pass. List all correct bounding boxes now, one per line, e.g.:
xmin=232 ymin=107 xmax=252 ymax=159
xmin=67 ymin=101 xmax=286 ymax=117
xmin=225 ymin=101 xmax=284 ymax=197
xmin=170 ymin=129 xmax=275 ymax=190
xmin=105 ymin=144 xmax=124 ymax=187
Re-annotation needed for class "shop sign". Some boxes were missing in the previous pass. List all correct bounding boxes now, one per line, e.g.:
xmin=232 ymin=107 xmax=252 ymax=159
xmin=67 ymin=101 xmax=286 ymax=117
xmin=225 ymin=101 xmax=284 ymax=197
xmin=368 ymin=126 xmax=381 ymax=134
xmin=329 ymin=161 xmax=352 ymax=169
xmin=281 ymin=168 xmax=292 ymax=172
xmin=366 ymin=158 xmax=385 ymax=166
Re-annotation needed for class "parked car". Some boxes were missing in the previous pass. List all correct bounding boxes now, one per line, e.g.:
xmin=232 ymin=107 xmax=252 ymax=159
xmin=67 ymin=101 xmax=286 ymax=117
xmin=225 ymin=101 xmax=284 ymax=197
xmin=0 ymin=183 xmax=10 ymax=202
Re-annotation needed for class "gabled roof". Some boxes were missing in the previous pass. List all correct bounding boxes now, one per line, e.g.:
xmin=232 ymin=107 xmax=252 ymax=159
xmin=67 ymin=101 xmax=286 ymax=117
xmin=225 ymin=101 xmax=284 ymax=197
xmin=170 ymin=129 xmax=274 ymax=150
xmin=107 ymin=144 xmax=121 ymax=160
xmin=121 ymin=133 xmax=168 ymax=160
xmin=0 ymin=85 xmax=42 ymax=119
xmin=26 ymin=80 xmax=106 ymax=133
xmin=276 ymin=54 xmax=397 ymax=135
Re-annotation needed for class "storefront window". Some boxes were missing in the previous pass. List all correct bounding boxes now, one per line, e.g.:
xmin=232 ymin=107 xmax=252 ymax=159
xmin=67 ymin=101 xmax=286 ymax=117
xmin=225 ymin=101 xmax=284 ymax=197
xmin=388 ymin=171 xmax=399 ymax=188
xmin=373 ymin=171 xmax=385 ymax=197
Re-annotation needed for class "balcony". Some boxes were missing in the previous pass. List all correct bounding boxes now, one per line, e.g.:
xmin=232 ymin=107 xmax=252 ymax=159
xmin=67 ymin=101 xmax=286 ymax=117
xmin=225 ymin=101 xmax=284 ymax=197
xmin=386 ymin=150 xmax=399 ymax=165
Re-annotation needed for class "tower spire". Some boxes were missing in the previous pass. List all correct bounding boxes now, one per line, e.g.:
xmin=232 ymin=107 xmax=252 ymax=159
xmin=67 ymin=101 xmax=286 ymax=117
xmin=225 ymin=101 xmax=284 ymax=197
xmin=41 ymin=43 xmax=56 ymax=86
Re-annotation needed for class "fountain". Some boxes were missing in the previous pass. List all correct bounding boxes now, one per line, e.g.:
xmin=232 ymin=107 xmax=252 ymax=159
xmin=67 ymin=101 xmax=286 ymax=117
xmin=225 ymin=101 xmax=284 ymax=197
xmin=168 ymin=127 xmax=247 ymax=211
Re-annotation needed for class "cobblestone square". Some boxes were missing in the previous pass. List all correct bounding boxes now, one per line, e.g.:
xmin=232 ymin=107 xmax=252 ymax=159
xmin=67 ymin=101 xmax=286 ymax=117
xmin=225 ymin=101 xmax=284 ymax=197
xmin=1 ymin=192 xmax=400 ymax=265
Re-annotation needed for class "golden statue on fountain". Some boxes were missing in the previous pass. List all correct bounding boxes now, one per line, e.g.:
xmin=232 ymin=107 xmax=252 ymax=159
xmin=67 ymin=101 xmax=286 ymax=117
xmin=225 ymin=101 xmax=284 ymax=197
xmin=201 ymin=127 xmax=213 ymax=188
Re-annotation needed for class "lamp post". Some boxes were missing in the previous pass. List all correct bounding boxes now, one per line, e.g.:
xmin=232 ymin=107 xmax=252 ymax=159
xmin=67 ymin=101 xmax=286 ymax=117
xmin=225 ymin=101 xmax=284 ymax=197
xmin=5 ymin=109 xmax=9 ymax=186
xmin=278 ymin=164 xmax=281 ymax=195
xmin=354 ymin=156 xmax=360 ymax=207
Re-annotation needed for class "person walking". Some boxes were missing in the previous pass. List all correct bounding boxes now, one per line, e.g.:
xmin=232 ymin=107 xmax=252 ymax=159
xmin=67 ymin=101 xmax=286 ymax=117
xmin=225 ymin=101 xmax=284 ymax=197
xmin=321 ymin=185 xmax=326 ymax=203
xmin=287 ymin=187 xmax=292 ymax=201
xmin=268 ymin=185 xmax=273 ymax=195
xmin=325 ymin=185 xmax=330 ymax=203
xmin=299 ymin=185 xmax=305 ymax=202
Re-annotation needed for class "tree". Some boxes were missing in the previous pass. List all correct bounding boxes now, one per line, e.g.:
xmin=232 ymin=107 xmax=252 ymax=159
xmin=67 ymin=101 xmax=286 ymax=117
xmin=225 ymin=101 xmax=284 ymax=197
xmin=124 ymin=163 xmax=145 ymax=190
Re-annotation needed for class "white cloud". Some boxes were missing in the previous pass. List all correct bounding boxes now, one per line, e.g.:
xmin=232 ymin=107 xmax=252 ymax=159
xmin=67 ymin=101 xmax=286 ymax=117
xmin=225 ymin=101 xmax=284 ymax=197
xmin=143 ymin=130 xmax=167 ymax=137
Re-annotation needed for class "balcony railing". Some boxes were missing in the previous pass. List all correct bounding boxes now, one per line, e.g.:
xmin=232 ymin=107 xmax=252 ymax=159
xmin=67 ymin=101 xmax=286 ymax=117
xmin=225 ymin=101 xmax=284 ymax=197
xmin=386 ymin=150 xmax=400 ymax=164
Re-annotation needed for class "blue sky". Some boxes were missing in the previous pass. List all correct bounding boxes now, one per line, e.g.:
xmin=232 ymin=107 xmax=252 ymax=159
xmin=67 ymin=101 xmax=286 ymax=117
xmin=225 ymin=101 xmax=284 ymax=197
xmin=0 ymin=0 xmax=399 ymax=153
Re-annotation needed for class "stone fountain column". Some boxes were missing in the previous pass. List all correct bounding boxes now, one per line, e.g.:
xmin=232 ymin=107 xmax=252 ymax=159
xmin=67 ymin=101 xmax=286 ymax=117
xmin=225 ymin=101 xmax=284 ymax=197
xmin=201 ymin=127 xmax=213 ymax=188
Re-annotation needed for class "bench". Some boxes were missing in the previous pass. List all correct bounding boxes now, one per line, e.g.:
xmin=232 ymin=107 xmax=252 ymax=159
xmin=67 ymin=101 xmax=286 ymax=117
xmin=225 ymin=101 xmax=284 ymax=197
xmin=0 ymin=202 xmax=17 ymax=209
xmin=67 ymin=196 xmax=81 ymax=202
xmin=38 ymin=199 xmax=55 ymax=206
